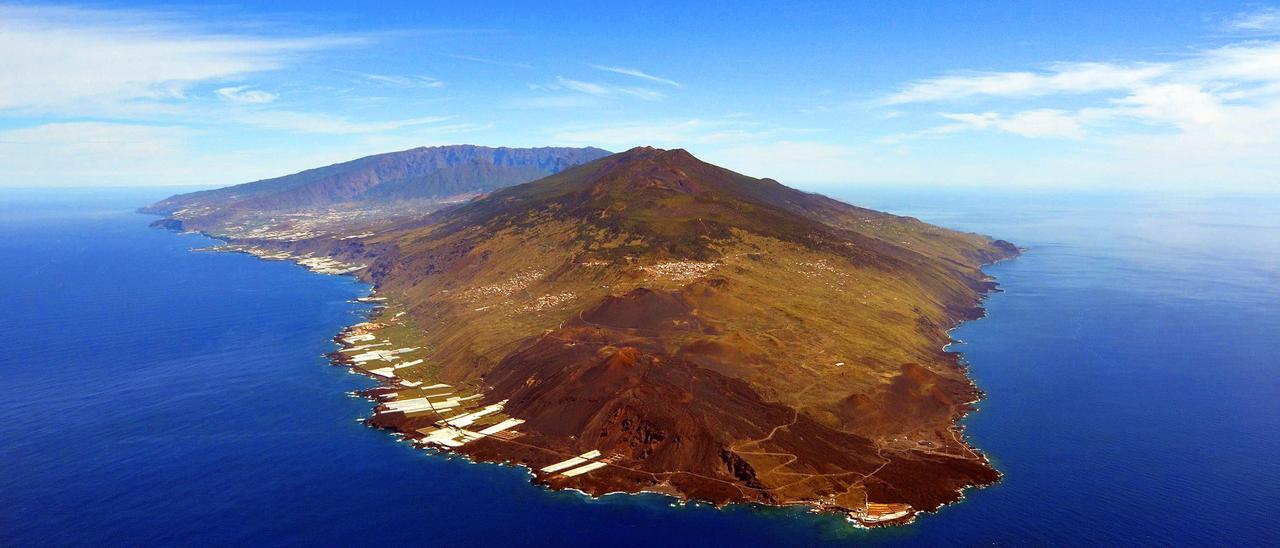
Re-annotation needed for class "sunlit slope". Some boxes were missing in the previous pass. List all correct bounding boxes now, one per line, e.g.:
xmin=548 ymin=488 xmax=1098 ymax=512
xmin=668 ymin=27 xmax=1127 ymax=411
xmin=359 ymin=147 xmax=1017 ymax=512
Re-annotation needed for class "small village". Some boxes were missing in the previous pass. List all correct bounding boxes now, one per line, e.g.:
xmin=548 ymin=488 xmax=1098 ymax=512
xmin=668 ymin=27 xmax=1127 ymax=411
xmin=194 ymin=244 xmax=367 ymax=275
xmin=176 ymin=200 xmax=454 ymax=243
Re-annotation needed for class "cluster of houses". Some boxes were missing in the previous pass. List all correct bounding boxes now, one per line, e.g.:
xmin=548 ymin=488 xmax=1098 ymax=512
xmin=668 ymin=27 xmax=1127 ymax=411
xmin=197 ymin=244 xmax=367 ymax=275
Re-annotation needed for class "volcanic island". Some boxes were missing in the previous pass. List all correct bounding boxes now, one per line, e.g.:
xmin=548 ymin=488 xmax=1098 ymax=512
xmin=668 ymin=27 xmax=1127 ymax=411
xmin=143 ymin=145 xmax=1019 ymax=526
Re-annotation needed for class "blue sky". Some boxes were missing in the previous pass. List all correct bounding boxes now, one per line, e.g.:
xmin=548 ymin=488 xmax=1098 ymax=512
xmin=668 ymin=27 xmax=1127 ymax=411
xmin=2 ymin=1 xmax=1279 ymax=192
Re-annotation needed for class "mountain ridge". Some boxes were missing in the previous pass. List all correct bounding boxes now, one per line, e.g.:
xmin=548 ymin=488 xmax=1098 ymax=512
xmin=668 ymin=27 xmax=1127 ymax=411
xmin=148 ymin=145 xmax=1018 ymax=525
xmin=335 ymin=147 xmax=1017 ymax=521
xmin=139 ymin=145 xmax=611 ymax=230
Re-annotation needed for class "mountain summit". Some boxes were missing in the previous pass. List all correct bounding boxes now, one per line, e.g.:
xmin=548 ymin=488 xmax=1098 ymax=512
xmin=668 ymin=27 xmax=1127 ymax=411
xmin=148 ymin=145 xmax=1017 ymax=524
xmin=414 ymin=146 xmax=1012 ymax=264
xmin=342 ymin=147 xmax=1017 ymax=520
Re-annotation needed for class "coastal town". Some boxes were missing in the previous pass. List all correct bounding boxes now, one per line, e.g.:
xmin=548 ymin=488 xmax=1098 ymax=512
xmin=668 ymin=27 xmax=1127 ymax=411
xmin=157 ymin=197 xmax=477 ymax=244
xmin=193 ymin=244 xmax=367 ymax=275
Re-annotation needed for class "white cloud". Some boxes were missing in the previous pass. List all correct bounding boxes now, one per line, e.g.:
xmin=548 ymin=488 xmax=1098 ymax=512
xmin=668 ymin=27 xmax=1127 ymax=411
xmin=0 ymin=5 xmax=358 ymax=113
xmin=1191 ymin=41 xmax=1280 ymax=82
xmin=557 ymin=77 xmax=610 ymax=96
xmin=876 ymin=39 xmax=1280 ymax=190
xmin=999 ymin=110 xmax=1088 ymax=139
xmin=884 ymin=41 xmax=1280 ymax=110
xmin=547 ymin=76 xmax=665 ymax=101
xmin=881 ymin=108 xmax=1090 ymax=143
xmin=1110 ymin=84 xmax=1223 ymax=126
xmin=1225 ymin=6 xmax=1280 ymax=34
xmin=883 ymin=62 xmax=1168 ymax=104
xmin=443 ymin=53 xmax=534 ymax=69
xmin=590 ymin=65 xmax=683 ymax=88
xmin=1101 ymin=99 xmax=1280 ymax=186
xmin=355 ymin=73 xmax=445 ymax=88
xmin=939 ymin=109 xmax=1086 ymax=139
xmin=215 ymin=86 xmax=278 ymax=104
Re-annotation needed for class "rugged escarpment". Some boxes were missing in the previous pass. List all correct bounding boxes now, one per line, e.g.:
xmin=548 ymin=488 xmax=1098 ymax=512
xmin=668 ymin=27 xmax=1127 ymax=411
xmin=141 ymin=145 xmax=611 ymax=239
xmin=148 ymin=145 xmax=1017 ymax=525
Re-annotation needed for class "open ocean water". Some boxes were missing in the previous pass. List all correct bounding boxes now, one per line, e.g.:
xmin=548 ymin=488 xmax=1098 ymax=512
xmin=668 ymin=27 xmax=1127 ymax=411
xmin=1 ymin=187 xmax=1277 ymax=546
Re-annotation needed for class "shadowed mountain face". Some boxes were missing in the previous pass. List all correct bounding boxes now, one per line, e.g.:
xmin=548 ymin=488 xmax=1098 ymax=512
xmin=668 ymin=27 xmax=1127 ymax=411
xmin=344 ymin=147 xmax=1017 ymax=516
xmin=140 ymin=145 xmax=611 ymax=235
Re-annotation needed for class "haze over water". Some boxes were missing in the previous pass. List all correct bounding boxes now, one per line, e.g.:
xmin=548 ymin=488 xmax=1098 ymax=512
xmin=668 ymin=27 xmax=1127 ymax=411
xmin=1 ymin=188 xmax=1277 ymax=545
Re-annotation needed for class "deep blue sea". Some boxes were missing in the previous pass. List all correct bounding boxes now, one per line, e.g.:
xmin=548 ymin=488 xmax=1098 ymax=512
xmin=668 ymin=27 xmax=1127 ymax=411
xmin=2 ymin=187 xmax=1278 ymax=546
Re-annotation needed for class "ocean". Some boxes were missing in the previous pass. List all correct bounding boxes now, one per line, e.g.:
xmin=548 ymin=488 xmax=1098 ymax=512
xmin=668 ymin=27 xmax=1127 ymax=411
xmin=2 ymin=187 xmax=1277 ymax=546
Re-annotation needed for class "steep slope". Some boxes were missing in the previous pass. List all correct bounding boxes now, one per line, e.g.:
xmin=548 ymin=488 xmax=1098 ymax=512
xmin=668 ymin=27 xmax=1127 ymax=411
xmin=140 ymin=145 xmax=610 ymax=237
xmin=338 ymin=147 xmax=1018 ymax=520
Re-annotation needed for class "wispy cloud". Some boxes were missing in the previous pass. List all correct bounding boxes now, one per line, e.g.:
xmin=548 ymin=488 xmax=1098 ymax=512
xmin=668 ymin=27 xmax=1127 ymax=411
xmin=505 ymin=94 xmax=602 ymax=109
xmin=215 ymin=86 xmax=278 ymax=104
xmin=590 ymin=65 xmax=683 ymax=88
xmin=884 ymin=41 xmax=1280 ymax=131
xmin=556 ymin=77 xmax=610 ymax=96
xmin=878 ymin=39 xmax=1280 ymax=188
xmin=546 ymin=76 xmax=664 ymax=101
xmin=443 ymin=53 xmax=534 ymax=69
xmin=883 ymin=62 xmax=1168 ymax=104
xmin=352 ymin=72 xmax=445 ymax=88
xmin=880 ymin=109 xmax=1090 ymax=142
xmin=942 ymin=110 xmax=1086 ymax=139
xmin=1225 ymin=6 xmax=1280 ymax=34
xmin=0 ymin=5 xmax=360 ymax=113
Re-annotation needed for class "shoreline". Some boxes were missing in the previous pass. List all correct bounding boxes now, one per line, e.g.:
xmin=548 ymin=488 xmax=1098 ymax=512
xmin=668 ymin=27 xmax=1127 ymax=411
xmin=329 ymin=251 xmax=1014 ymax=528
xmin=156 ymin=219 xmax=1017 ymax=529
